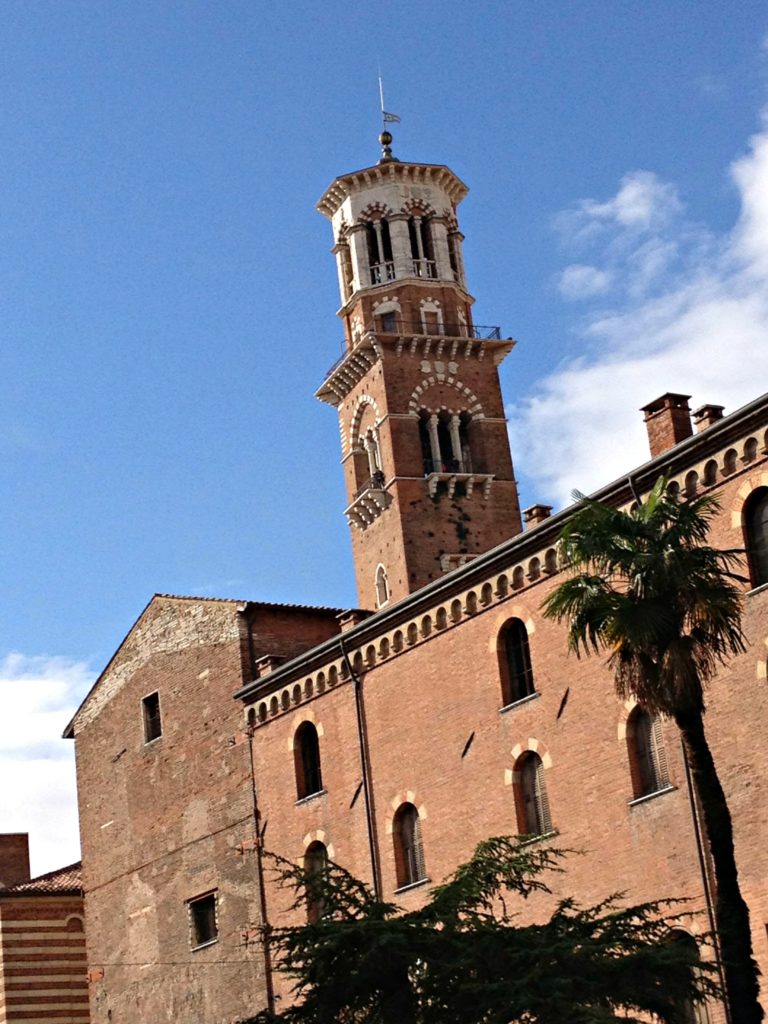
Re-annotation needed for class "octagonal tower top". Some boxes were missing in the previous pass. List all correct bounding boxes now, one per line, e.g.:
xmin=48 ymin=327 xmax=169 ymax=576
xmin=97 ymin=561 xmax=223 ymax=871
xmin=317 ymin=154 xmax=472 ymax=347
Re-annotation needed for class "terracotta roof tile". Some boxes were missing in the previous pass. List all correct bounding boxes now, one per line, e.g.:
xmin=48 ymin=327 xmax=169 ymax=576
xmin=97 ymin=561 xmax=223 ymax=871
xmin=4 ymin=862 xmax=82 ymax=895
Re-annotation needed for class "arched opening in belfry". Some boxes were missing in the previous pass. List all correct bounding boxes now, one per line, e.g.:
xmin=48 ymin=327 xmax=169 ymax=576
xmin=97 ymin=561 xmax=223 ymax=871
xmin=366 ymin=218 xmax=394 ymax=284
xmin=351 ymin=402 xmax=384 ymax=493
xmin=408 ymin=214 xmax=436 ymax=279
xmin=336 ymin=226 xmax=354 ymax=301
xmin=418 ymin=410 xmax=473 ymax=474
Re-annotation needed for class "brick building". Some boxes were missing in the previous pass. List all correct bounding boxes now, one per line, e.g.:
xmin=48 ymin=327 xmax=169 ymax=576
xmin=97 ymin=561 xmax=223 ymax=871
xmin=0 ymin=833 xmax=89 ymax=1023
xmin=65 ymin=136 xmax=768 ymax=1022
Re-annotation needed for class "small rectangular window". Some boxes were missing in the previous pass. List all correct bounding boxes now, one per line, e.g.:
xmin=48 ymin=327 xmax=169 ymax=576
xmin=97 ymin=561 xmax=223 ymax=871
xmin=142 ymin=692 xmax=162 ymax=743
xmin=189 ymin=892 xmax=218 ymax=948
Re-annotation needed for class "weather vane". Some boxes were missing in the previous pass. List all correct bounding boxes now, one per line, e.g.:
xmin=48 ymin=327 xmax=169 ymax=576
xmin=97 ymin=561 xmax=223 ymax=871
xmin=377 ymin=73 xmax=400 ymax=163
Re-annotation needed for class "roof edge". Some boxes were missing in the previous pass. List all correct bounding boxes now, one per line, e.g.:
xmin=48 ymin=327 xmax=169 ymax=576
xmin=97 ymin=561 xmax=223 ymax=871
xmin=234 ymin=388 xmax=768 ymax=702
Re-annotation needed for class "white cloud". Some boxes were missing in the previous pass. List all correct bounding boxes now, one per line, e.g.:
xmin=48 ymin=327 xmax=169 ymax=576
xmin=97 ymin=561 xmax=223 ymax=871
xmin=510 ymin=115 xmax=768 ymax=509
xmin=0 ymin=654 xmax=92 ymax=876
xmin=558 ymin=263 xmax=612 ymax=300
xmin=556 ymin=170 xmax=683 ymax=244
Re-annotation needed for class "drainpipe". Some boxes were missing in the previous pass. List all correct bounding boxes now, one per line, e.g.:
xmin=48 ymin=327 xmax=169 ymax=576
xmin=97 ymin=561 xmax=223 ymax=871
xmin=246 ymin=728 xmax=276 ymax=1015
xmin=339 ymin=635 xmax=382 ymax=899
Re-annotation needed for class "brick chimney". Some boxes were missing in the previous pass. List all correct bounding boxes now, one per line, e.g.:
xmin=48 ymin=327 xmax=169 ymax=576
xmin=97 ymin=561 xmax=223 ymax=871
xmin=692 ymin=404 xmax=725 ymax=433
xmin=254 ymin=654 xmax=285 ymax=679
xmin=640 ymin=393 xmax=693 ymax=457
xmin=0 ymin=833 xmax=31 ymax=888
xmin=336 ymin=609 xmax=370 ymax=632
xmin=523 ymin=504 xmax=553 ymax=529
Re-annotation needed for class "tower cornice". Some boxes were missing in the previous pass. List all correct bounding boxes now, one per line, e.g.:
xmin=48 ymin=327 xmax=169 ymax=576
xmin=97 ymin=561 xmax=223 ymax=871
xmin=316 ymin=330 xmax=515 ymax=407
xmin=317 ymin=162 xmax=469 ymax=219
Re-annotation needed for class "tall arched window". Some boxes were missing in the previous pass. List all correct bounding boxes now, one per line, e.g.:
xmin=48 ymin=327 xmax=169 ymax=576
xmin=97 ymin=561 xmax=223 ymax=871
xmin=498 ymin=619 xmax=535 ymax=707
xmin=393 ymin=802 xmax=426 ymax=889
xmin=418 ymin=410 xmax=473 ymax=474
xmin=304 ymin=841 xmax=328 ymax=923
xmin=375 ymin=565 xmax=389 ymax=607
xmin=516 ymin=753 xmax=552 ymax=837
xmin=408 ymin=215 xmax=436 ymax=278
xmin=294 ymin=722 xmax=323 ymax=800
xmin=667 ymin=930 xmax=711 ymax=1024
xmin=744 ymin=487 xmax=768 ymax=588
xmin=627 ymin=707 xmax=669 ymax=799
xmin=366 ymin=218 xmax=394 ymax=284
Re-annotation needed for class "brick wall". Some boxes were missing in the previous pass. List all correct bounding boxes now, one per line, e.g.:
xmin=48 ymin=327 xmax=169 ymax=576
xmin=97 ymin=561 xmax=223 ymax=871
xmin=70 ymin=596 xmax=340 ymax=1024
xmin=0 ymin=837 xmax=30 ymax=890
xmin=245 ymin=441 xmax=768 ymax=1018
xmin=0 ymin=895 xmax=88 ymax=1023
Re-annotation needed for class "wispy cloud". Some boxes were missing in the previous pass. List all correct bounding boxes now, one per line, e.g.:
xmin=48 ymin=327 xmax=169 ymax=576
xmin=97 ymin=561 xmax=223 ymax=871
xmin=558 ymin=264 xmax=612 ymax=300
xmin=0 ymin=653 xmax=92 ymax=875
xmin=511 ymin=115 xmax=768 ymax=509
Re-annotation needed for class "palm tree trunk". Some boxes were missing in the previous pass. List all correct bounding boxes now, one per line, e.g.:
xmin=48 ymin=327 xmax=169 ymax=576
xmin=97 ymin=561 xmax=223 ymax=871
xmin=674 ymin=706 xmax=764 ymax=1024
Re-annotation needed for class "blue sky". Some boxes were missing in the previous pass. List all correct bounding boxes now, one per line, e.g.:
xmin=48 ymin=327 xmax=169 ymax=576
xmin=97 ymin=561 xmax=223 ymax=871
xmin=2 ymin=1 xmax=768 ymax=873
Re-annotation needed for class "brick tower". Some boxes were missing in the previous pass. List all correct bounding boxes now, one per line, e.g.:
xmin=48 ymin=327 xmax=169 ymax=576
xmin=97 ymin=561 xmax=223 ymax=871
xmin=316 ymin=131 xmax=522 ymax=610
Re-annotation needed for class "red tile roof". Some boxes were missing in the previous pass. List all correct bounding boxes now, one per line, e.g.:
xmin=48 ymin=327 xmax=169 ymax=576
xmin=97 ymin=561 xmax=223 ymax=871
xmin=3 ymin=862 xmax=82 ymax=895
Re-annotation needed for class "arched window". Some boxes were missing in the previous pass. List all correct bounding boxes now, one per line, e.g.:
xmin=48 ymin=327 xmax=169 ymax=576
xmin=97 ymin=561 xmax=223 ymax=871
xmin=375 ymin=565 xmax=389 ymax=608
xmin=667 ymin=930 xmax=711 ymax=1024
xmin=408 ymin=214 xmax=436 ymax=278
xmin=516 ymin=753 xmax=552 ymax=837
xmin=294 ymin=722 xmax=323 ymax=800
xmin=418 ymin=410 xmax=472 ymax=474
xmin=366 ymin=218 xmax=394 ymax=284
xmin=393 ymin=802 xmax=426 ymax=888
xmin=744 ymin=487 xmax=768 ymax=588
xmin=447 ymin=229 xmax=460 ymax=281
xmin=627 ymin=707 xmax=669 ymax=799
xmin=498 ymin=619 xmax=535 ymax=707
xmin=304 ymin=841 xmax=328 ymax=923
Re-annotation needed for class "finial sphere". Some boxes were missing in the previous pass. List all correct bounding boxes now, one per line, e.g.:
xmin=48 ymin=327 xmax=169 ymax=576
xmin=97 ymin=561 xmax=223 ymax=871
xmin=379 ymin=130 xmax=393 ymax=146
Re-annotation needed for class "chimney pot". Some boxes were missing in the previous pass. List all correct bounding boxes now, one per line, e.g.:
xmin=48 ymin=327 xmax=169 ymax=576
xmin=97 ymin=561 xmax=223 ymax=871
xmin=692 ymin=403 xmax=725 ymax=432
xmin=640 ymin=393 xmax=693 ymax=457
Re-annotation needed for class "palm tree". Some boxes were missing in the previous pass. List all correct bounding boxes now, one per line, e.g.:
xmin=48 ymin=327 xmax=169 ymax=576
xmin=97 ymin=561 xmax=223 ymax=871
xmin=542 ymin=477 xmax=763 ymax=1024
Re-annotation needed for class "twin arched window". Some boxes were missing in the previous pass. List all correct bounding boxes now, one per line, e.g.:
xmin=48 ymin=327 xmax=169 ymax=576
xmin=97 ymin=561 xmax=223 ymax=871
xmin=498 ymin=619 xmax=535 ymax=707
xmin=392 ymin=802 xmax=426 ymax=889
xmin=294 ymin=722 xmax=323 ymax=800
xmin=744 ymin=487 xmax=768 ymax=588
xmin=627 ymin=707 xmax=669 ymax=799
xmin=418 ymin=410 xmax=473 ymax=475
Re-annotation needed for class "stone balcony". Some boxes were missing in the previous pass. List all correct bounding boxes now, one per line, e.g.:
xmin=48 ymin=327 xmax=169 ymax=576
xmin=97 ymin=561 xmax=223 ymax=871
xmin=345 ymin=477 xmax=392 ymax=529
xmin=426 ymin=472 xmax=494 ymax=499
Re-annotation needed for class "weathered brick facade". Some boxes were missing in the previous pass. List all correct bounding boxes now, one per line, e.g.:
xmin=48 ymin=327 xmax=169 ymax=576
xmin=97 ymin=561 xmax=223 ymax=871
xmin=66 ymin=148 xmax=768 ymax=1023
xmin=65 ymin=598 xmax=342 ymax=1023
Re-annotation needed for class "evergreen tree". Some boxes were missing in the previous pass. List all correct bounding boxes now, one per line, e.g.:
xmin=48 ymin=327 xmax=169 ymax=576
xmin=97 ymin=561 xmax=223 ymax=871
xmin=242 ymin=836 xmax=716 ymax=1024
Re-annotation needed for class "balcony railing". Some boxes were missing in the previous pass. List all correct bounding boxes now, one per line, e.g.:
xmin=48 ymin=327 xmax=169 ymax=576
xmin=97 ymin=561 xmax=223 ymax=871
xmin=423 ymin=457 xmax=473 ymax=475
xmin=412 ymin=258 xmax=437 ymax=279
xmin=354 ymin=471 xmax=386 ymax=499
xmin=370 ymin=320 xmax=502 ymax=340
xmin=370 ymin=261 xmax=395 ymax=285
